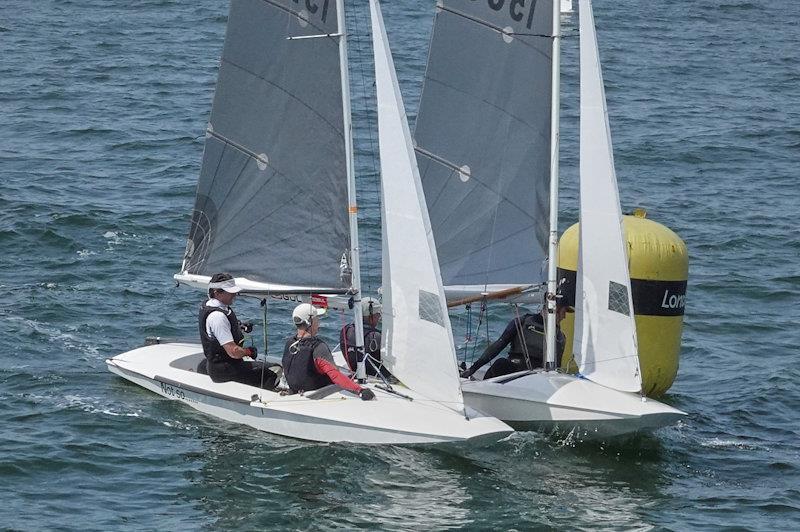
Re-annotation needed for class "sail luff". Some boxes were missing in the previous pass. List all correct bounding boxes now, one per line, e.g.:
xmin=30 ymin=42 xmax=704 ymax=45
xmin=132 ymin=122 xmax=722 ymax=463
xmin=574 ymin=0 xmax=642 ymax=393
xmin=370 ymin=0 xmax=464 ymax=411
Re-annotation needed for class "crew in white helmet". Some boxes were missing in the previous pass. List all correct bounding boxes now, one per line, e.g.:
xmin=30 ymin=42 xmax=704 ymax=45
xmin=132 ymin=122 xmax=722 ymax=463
xmin=282 ymin=303 xmax=375 ymax=400
xmin=339 ymin=297 xmax=392 ymax=379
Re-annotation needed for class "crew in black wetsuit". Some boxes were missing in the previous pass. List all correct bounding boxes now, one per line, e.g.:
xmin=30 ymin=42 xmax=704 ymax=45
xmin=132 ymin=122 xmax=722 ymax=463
xmin=339 ymin=297 xmax=392 ymax=379
xmin=197 ymin=272 xmax=277 ymax=389
xmin=282 ymin=303 xmax=375 ymax=400
xmin=461 ymin=301 xmax=571 ymax=380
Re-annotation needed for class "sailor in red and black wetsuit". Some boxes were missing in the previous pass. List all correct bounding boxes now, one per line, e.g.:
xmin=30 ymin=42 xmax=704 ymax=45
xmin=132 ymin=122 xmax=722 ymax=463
xmin=282 ymin=303 xmax=374 ymax=401
xmin=339 ymin=296 xmax=393 ymax=379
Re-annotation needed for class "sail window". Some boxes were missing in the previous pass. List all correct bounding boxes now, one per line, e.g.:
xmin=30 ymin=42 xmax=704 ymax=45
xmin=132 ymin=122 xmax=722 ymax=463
xmin=256 ymin=153 xmax=269 ymax=171
xmin=608 ymin=281 xmax=630 ymax=315
xmin=297 ymin=9 xmax=309 ymax=28
xmin=418 ymin=289 xmax=445 ymax=327
xmin=458 ymin=165 xmax=471 ymax=182
xmin=501 ymin=26 xmax=514 ymax=44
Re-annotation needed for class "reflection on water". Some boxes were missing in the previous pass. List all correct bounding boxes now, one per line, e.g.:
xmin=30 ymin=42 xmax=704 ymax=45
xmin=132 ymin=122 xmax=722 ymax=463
xmin=2 ymin=0 xmax=799 ymax=527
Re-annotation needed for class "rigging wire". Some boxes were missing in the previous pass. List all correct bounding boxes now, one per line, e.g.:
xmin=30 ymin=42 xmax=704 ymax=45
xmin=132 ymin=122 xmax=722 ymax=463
xmin=461 ymin=303 xmax=473 ymax=366
xmin=484 ymin=299 xmax=491 ymax=352
xmin=511 ymin=303 xmax=534 ymax=371
xmin=468 ymin=298 xmax=489 ymax=363
xmin=347 ymin=1 xmax=381 ymax=295
xmin=258 ymin=296 xmax=270 ymax=396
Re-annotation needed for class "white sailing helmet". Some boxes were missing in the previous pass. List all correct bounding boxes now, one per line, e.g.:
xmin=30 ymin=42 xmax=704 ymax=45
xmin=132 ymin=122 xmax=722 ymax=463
xmin=361 ymin=297 xmax=381 ymax=316
xmin=292 ymin=303 xmax=326 ymax=326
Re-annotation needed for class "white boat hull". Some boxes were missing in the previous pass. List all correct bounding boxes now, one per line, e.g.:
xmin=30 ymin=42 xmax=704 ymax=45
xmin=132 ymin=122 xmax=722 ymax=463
xmin=106 ymin=342 xmax=511 ymax=445
xmin=461 ymin=370 xmax=686 ymax=438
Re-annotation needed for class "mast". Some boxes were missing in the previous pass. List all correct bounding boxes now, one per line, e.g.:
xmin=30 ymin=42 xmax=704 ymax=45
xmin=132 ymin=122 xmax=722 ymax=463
xmin=545 ymin=0 xmax=562 ymax=371
xmin=337 ymin=0 xmax=367 ymax=380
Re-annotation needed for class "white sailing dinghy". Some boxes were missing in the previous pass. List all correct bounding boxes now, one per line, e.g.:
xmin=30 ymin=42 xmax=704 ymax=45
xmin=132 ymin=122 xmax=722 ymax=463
xmin=413 ymin=0 xmax=685 ymax=436
xmin=106 ymin=0 xmax=511 ymax=445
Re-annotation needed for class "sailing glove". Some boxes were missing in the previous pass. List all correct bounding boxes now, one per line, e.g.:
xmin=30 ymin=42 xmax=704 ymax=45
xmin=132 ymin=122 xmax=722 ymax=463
xmin=359 ymin=389 xmax=375 ymax=401
xmin=460 ymin=368 xmax=474 ymax=379
xmin=245 ymin=346 xmax=257 ymax=358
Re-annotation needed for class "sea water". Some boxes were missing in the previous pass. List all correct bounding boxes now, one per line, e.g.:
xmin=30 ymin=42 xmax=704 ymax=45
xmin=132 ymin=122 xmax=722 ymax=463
xmin=1 ymin=0 xmax=799 ymax=529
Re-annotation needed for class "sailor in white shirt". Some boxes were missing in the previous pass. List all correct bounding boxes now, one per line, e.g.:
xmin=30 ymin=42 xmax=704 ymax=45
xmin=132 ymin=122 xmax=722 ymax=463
xmin=198 ymin=273 xmax=277 ymax=389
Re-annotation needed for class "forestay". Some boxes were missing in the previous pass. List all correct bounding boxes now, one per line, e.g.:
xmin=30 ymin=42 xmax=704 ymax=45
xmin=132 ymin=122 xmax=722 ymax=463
xmin=573 ymin=0 xmax=641 ymax=393
xmin=414 ymin=0 xmax=555 ymax=292
xmin=178 ymin=0 xmax=350 ymax=293
xmin=370 ymin=0 xmax=464 ymax=412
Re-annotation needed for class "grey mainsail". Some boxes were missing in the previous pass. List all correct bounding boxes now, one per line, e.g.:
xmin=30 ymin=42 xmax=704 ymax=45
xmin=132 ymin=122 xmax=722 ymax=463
xmin=179 ymin=0 xmax=350 ymax=292
xmin=414 ymin=0 xmax=555 ymax=292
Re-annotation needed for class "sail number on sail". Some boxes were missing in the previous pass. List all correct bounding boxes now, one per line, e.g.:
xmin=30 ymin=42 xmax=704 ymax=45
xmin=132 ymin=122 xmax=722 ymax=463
xmin=472 ymin=0 xmax=541 ymax=30
xmin=291 ymin=0 xmax=331 ymax=24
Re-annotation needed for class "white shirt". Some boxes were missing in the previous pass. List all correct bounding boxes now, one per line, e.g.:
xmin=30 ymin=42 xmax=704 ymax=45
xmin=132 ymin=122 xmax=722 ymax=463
xmin=205 ymin=298 xmax=235 ymax=346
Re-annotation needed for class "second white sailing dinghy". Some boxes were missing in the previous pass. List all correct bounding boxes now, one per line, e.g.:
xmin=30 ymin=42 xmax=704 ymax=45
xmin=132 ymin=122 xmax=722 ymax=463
xmin=413 ymin=0 xmax=686 ymax=436
xmin=106 ymin=0 xmax=511 ymax=445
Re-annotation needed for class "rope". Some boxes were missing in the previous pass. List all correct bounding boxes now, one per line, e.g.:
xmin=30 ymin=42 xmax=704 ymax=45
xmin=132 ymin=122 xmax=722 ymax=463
xmin=511 ymin=303 xmax=533 ymax=371
xmin=461 ymin=303 xmax=473 ymax=366
xmin=483 ymin=298 xmax=490 ymax=354
xmin=258 ymin=296 xmax=269 ymax=395
xmin=348 ymin=2 xmax=380 ymax=293
xmin=468 ymin=298 xmax=488 ymax=363
xmin=338 ymin=307 xmax=352 ymax=371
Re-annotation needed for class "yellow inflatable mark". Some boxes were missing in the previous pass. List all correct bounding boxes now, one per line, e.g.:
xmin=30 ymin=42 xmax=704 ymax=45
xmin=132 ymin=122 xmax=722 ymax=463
xmin=558 ymin=210 xmax=688 ymax=397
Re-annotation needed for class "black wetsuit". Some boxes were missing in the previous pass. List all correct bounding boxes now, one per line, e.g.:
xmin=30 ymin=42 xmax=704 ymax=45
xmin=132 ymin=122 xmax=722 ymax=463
xmin=465 ymin=313 xmax=565 ymax=379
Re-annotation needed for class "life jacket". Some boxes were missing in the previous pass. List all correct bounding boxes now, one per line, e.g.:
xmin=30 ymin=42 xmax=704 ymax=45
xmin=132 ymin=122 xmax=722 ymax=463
xmin=199 ymin=303 xmax=244 ymax=381
xmin=508 ymin=313 xmax=565 ymax=368
xmin=339 ymin=323 xmax=381 ymax=371
xmin=282 ymin=335 xmax=330 ymax=393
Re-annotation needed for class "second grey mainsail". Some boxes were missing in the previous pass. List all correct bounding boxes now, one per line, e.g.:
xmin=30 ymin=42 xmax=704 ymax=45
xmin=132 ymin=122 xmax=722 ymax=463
xmin=414 ymin=0 xmax=555 ymax=291
xmin=180 ymin=0 xmax=350 ymax=292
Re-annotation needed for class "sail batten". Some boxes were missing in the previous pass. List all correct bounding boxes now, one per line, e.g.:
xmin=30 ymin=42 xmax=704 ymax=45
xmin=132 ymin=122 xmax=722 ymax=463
xmin=179 ymin=0 xmax=350 ymax=292
xmin=573 ymin=0 xmax=642 ymax=394
xmin=415 ymin=0 xmax=556 ymax=291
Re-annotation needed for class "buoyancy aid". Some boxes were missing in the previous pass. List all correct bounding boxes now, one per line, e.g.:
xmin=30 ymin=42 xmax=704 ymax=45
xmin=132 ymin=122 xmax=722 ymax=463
xmin=199 ymin=303 xmax=244 ymax=381
xmin=282 ymin=336 xmax=330 ymax=393
xmin=340 ymin=323 xmax=381 ymax=371
xmin=508 ymin=313 xmax=565 ymax=368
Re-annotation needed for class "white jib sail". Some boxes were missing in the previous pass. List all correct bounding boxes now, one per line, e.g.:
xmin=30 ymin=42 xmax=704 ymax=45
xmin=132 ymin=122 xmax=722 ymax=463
xmin=370 ymin=0 xmax=464 ymax=411
xmin=574 ymin=0 xmax=642 ymax=393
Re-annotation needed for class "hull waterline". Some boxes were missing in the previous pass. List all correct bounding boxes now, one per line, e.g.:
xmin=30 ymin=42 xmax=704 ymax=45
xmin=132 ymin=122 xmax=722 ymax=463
xmin=106 ymin=343 xmax=511 ymax=445
xmin=462 ymin=370 xmax=686 ymax=438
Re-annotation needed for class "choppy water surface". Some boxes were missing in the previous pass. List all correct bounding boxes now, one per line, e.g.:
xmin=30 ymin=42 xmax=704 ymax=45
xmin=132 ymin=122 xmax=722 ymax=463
xmin=2 ymin=0 xmax=799 ymax=529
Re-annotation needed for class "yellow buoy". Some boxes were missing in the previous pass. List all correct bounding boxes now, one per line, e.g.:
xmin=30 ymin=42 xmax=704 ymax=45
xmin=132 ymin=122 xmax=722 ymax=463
xmin=557 ymin=209 xmax=688 ymax=397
